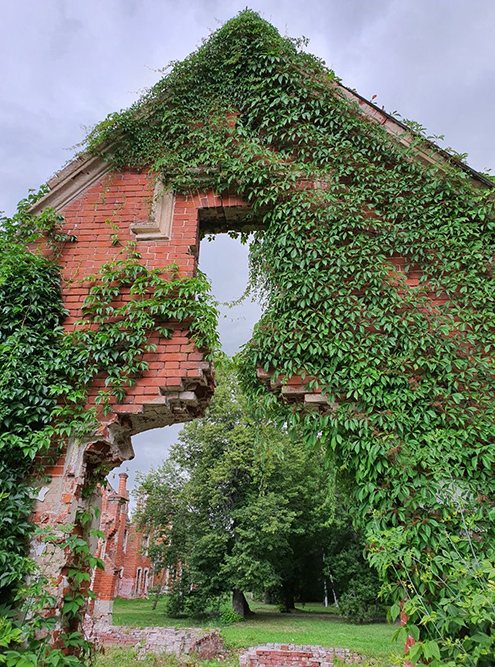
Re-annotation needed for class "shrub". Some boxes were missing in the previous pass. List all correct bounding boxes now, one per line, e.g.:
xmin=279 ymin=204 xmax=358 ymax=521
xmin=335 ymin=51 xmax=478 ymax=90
xmin=219 ymin=609 xmax=244 ymax=625
xmin=338 ymin=579 xmax=384 ymax=624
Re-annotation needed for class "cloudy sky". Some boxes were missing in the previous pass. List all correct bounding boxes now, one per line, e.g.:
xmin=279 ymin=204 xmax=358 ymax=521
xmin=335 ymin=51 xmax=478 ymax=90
xmin=2 ymin=0 xmax=495 ymax=492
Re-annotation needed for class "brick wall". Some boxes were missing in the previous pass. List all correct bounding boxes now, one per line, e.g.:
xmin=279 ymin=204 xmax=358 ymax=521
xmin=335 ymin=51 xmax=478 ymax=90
xmin=85 ymin=623 xmax=224 ymax=660
xmin=28 ymin=160 xmax=249 ymax=629
xmin=56 ymin=169 xmax=210 ymax=421
xmin=90 ymin=473 xmax=166 ymax=617
xmin=239 ymin=644 xmax=364 ymax=667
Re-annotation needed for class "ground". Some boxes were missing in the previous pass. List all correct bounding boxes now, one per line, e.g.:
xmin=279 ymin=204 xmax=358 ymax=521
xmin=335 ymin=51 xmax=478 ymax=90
xmin=94 ymin=597 xmax=401 ymax=666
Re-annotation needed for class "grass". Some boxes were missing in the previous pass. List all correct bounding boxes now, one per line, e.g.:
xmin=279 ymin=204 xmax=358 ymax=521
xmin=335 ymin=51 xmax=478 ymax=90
xmin=221 ymin=612 xmax=397 ymax=658
xmin=95 ymin=648 xmax=229 ymax=667
xmin=111 ymin=596 xmax=206 ymax=629
xmin=105 ymin=597 xmax=402 ymax=665
xmin=289 ymin=601 xmax=340 ymax=614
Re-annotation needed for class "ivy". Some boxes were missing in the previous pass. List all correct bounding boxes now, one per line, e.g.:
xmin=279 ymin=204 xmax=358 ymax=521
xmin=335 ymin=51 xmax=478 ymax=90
xmin=0 ymin=189 xmax=218 ymax=663
xmin=82 ymin=10 xmax=495 ymax=663
xmin=67 ymin=246 xmax=218 ymax=411
xmin=2 ymin=8 xmax=494 ymax=664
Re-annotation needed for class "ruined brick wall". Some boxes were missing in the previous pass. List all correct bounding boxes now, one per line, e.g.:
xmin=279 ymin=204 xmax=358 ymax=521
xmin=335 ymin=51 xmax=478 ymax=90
xmin=28 ymin=161 xmax=248 ymax=623
xmin=43 ymin=168 xmax=212 ymax=428
xmin=256 ymin=251 xmax=448 ymax=410
xmin=90 ymin=473 xmax=160 ymax=606
xmin=31 ymin=167 xmax=249 ymax=443
xmin=239 ymin=644 xmax=364 ymax=667
xmin=32 ymin=169 xmax=212 ymax=536
xmin=89 ymin=475 xmax=128 ymax=607
xmin=86 ymin=624 xmax=224 ymax=659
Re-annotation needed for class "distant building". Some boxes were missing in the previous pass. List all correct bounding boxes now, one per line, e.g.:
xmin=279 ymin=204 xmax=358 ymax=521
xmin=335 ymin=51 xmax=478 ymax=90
xmin=90 ymin=473 xmax=164 ymax=621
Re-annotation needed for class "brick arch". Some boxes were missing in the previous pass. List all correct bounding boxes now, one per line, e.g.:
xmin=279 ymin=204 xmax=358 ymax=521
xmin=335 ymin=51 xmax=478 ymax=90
xmin=29 ymin=161 xmax=264 ymax=631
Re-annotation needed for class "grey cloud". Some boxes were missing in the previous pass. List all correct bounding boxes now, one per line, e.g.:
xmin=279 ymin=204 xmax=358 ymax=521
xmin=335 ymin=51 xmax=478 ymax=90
xmin=199 ymin=235 xmax=263 ymax=356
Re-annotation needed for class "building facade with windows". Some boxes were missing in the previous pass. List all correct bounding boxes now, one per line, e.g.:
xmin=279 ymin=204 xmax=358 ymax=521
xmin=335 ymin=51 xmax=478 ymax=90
xmin=90 ymin=473 xmax=162 ymax=620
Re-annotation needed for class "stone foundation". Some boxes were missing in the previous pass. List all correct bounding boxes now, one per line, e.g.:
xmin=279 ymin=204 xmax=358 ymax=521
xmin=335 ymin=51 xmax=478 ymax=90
xmin=86 ymin=623 xmax=224 ymax=659
xmin=239 ymin=644 xmax=364 ymax=667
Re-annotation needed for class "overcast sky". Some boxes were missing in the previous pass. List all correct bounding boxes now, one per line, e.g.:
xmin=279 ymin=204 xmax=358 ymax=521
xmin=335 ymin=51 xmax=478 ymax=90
xmin=2 ymin=0 xmax=495 ymax=491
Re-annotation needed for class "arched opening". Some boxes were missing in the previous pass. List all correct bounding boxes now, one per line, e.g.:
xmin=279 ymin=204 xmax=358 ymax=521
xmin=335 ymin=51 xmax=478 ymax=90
xmin=90 ymin=222 xmax=263 ymax=621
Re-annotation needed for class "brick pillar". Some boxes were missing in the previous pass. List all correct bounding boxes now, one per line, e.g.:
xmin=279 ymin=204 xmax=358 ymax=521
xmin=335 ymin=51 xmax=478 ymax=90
xmin=31 ymin=421 xmax=135 ymax=640
xmin=118 ymin=473 xmax=128 ymax=497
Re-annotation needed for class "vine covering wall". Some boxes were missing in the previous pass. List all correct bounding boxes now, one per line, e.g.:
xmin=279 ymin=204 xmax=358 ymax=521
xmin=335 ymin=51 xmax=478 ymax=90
xmin=84 ymin=11 xmax=495 ymax=665
xmin=0 ymin=190 xmax=218 ymax=663
xmin=2 ymin=9 xmax=495 ymax=665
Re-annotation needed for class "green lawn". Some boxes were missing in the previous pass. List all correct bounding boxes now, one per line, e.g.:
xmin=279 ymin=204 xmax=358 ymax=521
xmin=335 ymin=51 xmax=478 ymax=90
xmin=107 ymin=597 xmax=402 ymax=664
xmin=221 ymin=612 xmax=396 ymax=658
xmin=111 ymin=596 xmax=208 ymax=629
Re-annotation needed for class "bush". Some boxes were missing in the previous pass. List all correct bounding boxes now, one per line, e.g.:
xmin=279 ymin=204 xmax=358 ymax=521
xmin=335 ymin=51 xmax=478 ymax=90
xmin=338 ymin=579 xmax=384 ymax=624
xmin=219 ymin=609 xmax=244 ymax=625
xmin=162 ymin=591 xmax=188 ymax=618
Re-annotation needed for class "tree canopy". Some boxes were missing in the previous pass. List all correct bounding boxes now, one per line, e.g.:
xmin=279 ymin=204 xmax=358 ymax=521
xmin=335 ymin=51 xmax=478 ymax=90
xmin=135 ymin=358 xmax=362 ymax=616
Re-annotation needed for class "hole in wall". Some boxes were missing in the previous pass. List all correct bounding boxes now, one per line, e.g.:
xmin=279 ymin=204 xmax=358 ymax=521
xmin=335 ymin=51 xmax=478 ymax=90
xmin=98 ymin=235 xmax=262 ymax=608
xmin=109 ymin=234 xmax=262 ymax=501
xmin=199 ymin=233 xmax=262 ymax=357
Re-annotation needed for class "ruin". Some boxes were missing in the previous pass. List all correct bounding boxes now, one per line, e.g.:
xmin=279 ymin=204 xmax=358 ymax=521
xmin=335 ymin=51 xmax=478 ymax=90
xmin=28 ymin=75 xmax=490 ymax=620
xmin=28 ymin=163 xmax=249 ymax=623
xmin=10 ymin=12 xmax=493 ymax=664
xmin=88 ymin=473 xmax=172 ymax=621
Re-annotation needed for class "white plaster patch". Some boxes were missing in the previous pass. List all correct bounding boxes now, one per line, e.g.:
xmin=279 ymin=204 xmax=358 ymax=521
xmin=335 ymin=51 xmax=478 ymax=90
xmin=36 ymin=486 xmax=50 ymax=502
xmin=31 ymin=540 xmax=47 ymax=557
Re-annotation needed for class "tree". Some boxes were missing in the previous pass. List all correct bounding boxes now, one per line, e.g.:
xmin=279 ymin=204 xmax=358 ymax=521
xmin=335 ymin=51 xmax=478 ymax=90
xmin=322 ymin=497 xmax=383 ymax=622
xmin=136 ymin=358 xmax=336 ymax=616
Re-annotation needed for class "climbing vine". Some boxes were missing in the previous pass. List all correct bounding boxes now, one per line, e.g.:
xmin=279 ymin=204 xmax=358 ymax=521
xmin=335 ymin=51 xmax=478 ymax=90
xmin=0 ymin=189 xmax=218 ymax=663
xmin=82 ymin=10 xmax=495 ymax=664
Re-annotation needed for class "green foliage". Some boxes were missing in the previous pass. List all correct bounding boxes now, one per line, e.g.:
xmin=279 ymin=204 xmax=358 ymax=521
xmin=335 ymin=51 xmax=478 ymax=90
xmin=0 ymin=184 xmax=217 ymax=659
xmin=219 ymin=609 xmax=245 ymax=626
xmin=338 ymin=579 xmax=383 ymax=625
xmin=84 ymin=9 xmax=495 ymax=662
xmin=0 ymin=213 xmax=73 ymax=609
xmin=322 ymin=501 xmax=383 ymax=623
xmin=135 ymin=358 xmax=334 ymax=616
xmin=5 ymin=7 xmax=495 ymax=662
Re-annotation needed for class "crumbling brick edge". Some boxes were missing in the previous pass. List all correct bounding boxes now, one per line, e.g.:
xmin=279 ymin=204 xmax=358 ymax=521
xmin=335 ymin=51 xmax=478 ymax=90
xmin=86 ymin=626 xmax=368 ymax=665
xmin=239 ymin=643 xmax=365 ymax=667
xmin=85 ymin=623 xmax=225 ymax=659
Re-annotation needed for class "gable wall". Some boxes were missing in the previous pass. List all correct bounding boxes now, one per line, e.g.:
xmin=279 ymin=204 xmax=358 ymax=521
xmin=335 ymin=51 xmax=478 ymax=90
xmin=30 ymin=166 xmax=247 ymax=629
xmin=30 ymin=157 xmax=453 ymax=635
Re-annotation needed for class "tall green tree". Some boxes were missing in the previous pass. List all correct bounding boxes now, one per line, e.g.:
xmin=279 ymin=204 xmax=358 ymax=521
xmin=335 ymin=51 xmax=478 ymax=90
xmin=136 ymin=358 xmax=336 ymax=616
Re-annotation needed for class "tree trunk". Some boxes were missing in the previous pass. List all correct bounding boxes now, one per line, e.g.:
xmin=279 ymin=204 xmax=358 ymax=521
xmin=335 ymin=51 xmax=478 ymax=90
xmin=232 ymin=589 xmax=253 ymax=617
xmin=282 ymin=589 xmax=295 ymax=613
xmin=152 ymin=569 xmax=167 ymax=610
xmin=328 ymin=573 xmax=338 ymax=607
xmin=263 ymin=588 xmax=271 ymax=605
